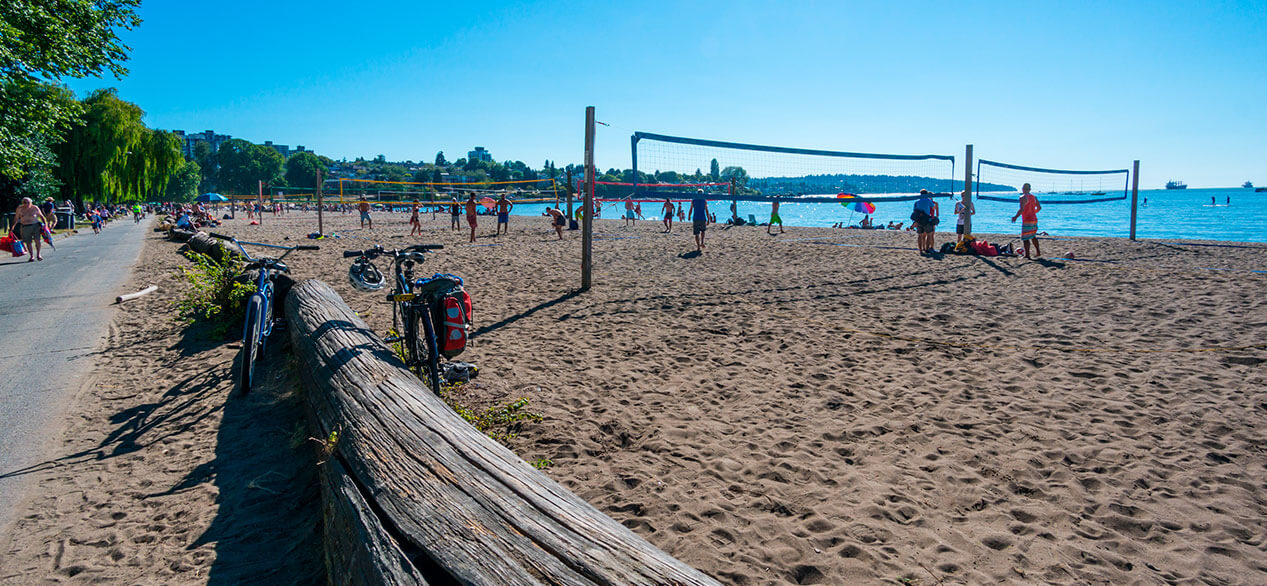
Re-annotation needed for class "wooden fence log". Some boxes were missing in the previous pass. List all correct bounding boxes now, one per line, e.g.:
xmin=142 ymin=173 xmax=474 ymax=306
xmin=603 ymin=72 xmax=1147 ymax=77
xmin=321 ymin=456 xmax=429 ymax=585
xmin=186 ymin=231 xmax=239 ymax=263
xmin=287 ymin=279 xmax=719 ymax=586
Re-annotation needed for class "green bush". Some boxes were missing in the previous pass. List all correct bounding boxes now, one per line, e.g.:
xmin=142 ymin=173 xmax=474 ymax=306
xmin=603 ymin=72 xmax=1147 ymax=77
xmin=442 ymin=384 xmax=542 ymax=445
xmin=177 ymin=251 xmax=254 ymax=338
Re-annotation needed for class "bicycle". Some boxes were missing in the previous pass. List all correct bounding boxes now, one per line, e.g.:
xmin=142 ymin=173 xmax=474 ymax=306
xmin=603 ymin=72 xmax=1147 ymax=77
xmin=208 ymin=232 xmax=319 ymax=394
xmin=343 ymin=243 xmax=466 ymax=395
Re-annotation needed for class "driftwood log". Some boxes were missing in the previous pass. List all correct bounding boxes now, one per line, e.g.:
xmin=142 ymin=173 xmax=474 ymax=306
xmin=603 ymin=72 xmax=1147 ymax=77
xmin=185 ymin=231 xmax=240 ymax=263
xmin=167 ymin=227 xmax=195 ymax=242
xmin=287 ymin=280 xmax=719 ymax=586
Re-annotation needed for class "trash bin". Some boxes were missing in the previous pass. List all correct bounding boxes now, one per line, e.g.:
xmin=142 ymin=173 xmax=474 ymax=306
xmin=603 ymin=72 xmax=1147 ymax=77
xmin=55 ymin=207 xmax=75 ymax=230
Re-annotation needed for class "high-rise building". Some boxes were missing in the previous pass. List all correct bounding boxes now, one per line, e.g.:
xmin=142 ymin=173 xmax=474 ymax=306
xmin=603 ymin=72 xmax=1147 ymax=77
xmin=468 ymin=146 xmax=492 ymax=162
xmin=174 ymin=130 xmax=232 ymax=158
xmin=263 ymin=141 xmax=290 ymax=159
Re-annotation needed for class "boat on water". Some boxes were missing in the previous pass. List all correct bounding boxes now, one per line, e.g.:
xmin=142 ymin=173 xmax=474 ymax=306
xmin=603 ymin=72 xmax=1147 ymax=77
xmin=1244 ymin=181 xmax=1254 ymax=189
xmin=1257 ymin=187 xmax=1267 ymax=193
xmin=1090 ymin=191 xmax=1106 ymax=195
xmin=1166 ymin=180 xmax=1187 ymax=190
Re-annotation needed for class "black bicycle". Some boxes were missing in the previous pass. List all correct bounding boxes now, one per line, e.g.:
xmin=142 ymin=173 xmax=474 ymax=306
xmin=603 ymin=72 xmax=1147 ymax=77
xmin=344 ymin=244 xmax=466 ymax=395
xmin=209 ymin=232 xmax=318 ymax=394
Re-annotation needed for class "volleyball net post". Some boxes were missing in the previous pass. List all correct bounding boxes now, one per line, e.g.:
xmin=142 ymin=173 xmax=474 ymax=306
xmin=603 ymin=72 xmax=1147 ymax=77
xmin=582 ymin=106 xmax=595 ymax=292
xmin=1129 ymin=160 xmax=1140 ymax=240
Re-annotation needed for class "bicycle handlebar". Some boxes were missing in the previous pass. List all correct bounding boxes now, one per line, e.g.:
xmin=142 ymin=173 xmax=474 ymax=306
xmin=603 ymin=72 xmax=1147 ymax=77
xmin=343 ymin=244 xmax=442 ymax=259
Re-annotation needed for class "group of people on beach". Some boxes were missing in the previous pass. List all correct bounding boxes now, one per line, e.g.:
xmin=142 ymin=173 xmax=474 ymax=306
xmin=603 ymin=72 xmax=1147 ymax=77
xmin=908 ymin=184 xmax=1042 ymax=259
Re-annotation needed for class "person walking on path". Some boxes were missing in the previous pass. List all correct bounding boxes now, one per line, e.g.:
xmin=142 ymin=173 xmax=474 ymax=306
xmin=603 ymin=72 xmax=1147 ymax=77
xmin=409 ymin=200 xmax=422 ymax=236
xmin=495 ymin=194 xmax=513 ymax=235
xmin=358 ymin=200 xmax=373 ymax=229
xmin=15 ymin=197 xmax=48 ymax=261
xmin=688 ymin=189 xmax=709 ymax=251
xmin=768 ymin=197 xmax=784 ymax=235
xmin=955 ymin=190 xmax=974 ymax=243
xmin=1011 ymin=183 xmax=1042 ymax=259
xmin=912 ymin=189 xmax=938 ymax=254
xmin=661 ymin=198 xmax=675 ymax=233
xmin=465 ymin=192 xmax=479 ymax=243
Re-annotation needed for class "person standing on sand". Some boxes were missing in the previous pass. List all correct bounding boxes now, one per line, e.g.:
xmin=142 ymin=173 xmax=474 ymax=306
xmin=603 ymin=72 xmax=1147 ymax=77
xmin=1011 ymin=183 xmax=1042 ymax=259
xmin=544 ymin=207 xmax=566 ymax=239
xmin=15 ymin=197 xmax=48 ymax=261
xmin=465 ymin=192 xmax=479 ymax=243
xmin=677 ymin=202 xmax=685 ymax=222
xmin=661 ymin=198 xmax=675 ymax=232
xmin=495 ymin=194 xmax=513 ymax=235
xmin=409 ymin=200 xmax=422 ymax=236
xmin=688 ymin=189 xmax=709 ymax=251
xmin=449 ymin=197 xmax=461 ymax=230
xmin=912 ymin=189 xmax=938 ymax=254
xmin=768 ymin=197 xmax=784 ymax=234
xmin=955 ymin=190 xmax=974 ymax=243
xmin=358 ymin=200 xmax=373 ymax=229
xmin=624 ymin=196 xmax=636 ymax=227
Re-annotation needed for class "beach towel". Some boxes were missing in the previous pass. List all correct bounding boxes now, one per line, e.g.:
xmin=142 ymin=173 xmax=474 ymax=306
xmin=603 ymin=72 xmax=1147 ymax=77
xmin=1021 ymin=221 xmax=1038 ymax=241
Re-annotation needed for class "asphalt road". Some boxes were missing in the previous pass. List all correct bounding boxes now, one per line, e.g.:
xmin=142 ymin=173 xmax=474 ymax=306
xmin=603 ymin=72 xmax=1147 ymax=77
xmin=0 ymin=217 xmax=149 ymax=532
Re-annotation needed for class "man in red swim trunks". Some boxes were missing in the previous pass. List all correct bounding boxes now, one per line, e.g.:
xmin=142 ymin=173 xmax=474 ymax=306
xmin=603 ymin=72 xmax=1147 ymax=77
xmin=464 ymin=192 xmax=478 ymax=243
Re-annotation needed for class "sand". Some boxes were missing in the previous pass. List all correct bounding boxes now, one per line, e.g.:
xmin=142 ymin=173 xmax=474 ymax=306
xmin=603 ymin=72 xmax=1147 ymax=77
xmin=3 ymin=207 xmax=1265 ymax=584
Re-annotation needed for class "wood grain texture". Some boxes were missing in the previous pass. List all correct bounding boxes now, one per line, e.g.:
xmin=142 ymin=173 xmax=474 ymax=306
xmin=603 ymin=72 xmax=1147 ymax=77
xmin=287 ymin=279 xmax=719 ymax=585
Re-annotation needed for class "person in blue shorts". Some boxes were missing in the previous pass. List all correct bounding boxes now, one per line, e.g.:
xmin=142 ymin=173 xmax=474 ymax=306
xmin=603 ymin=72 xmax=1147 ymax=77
xmin=495 ymin=194 xmax=513 ymax=235
xmin=358 ymin=200 xmax=372 ymax=229
xmin=687 ymin=189 xmax=709 ymax=251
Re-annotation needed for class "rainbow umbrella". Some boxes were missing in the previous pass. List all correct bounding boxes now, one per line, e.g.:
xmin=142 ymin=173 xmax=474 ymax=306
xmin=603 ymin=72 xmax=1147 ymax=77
xmin=40 ymin=224 xmax=56 ymax=250
xmin=837 ymin=193 xmax=875 ymax=214
xmin=479 ymin=196 xmax=497 ymax=210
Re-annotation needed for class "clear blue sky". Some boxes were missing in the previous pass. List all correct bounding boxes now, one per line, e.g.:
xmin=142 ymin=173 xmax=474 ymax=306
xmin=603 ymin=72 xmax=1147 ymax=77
xmin=66 ymin=0 xmax=1266 ymax=188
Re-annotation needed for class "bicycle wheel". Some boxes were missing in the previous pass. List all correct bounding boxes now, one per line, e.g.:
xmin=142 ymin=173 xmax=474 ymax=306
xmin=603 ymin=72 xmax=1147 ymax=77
xmin=238 ymin=295 xmax=263 ymax=395
xmin=417 ymin=305 xmax=442 ymax=396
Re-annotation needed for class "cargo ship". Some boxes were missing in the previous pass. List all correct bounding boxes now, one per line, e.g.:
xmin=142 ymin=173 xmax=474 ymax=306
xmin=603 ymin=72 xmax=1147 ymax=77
xmin=1165 ymin=180 xmax=1187 ymax=190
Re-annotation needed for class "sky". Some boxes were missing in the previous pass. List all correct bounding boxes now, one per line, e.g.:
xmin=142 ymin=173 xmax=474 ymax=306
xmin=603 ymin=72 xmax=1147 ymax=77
xmin=65 ymin=0 xmax=1267 ymax=189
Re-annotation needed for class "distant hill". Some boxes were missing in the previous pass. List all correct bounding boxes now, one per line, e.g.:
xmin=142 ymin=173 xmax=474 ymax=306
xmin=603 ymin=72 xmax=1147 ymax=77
xmin=748 ymin=173 xmax=1013 ymax=195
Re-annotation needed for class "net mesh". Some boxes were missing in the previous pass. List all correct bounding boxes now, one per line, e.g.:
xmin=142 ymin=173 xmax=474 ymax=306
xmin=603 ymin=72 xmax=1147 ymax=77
xmin=975 ymin=160 xmax=1130 ymax=204
xmin=633 ymin=132 xmax=956 ymax=203
xmin=338 ymin=178 xmax=560 ymax=204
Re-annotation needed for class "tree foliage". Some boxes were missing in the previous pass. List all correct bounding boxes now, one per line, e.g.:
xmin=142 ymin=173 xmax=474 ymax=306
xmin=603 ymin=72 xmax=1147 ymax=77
xmin=0 ymin=0 xmax=141 ymax=177
xmin=165 ymin=159 xmax=200 ymax=202
xmin=53 ymin=88 xmax=181 ymax=204
xmin=284 ymin=151 xmax=332 ymax=189
xmin=217 ymin=138 xmax=283 ymax=194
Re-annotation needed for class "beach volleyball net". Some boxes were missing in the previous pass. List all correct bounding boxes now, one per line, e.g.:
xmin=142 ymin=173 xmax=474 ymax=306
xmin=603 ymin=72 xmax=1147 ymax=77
xmin=631 ymin=131 xmax=956 ymax=203
xmin=337 ymin=177 xmax=561 ymax=205
xmin=974 ymin=160 xmax=1130 ymax=204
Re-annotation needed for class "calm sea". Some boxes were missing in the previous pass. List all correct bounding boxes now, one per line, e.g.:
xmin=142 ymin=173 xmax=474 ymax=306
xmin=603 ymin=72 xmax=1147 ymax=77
xmin=509 ymin=187 xmax=1267 ymax=243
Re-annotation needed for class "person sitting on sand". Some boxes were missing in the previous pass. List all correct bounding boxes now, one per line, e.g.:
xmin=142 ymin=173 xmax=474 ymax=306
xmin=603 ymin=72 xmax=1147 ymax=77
xmin=544 ymin=207 xmax=567 ymax=240
xmin=1011 ymin=183 xmax=1042 ymax=259
xmin=661 ymin=198 xmax=675 ymax=233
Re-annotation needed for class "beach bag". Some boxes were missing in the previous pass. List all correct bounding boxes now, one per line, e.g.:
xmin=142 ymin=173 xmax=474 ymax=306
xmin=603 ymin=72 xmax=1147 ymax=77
xmin=436 ymin=294 xmax=468 ymax=358
xmin=12 ymin=239 xmax=26 ymax=257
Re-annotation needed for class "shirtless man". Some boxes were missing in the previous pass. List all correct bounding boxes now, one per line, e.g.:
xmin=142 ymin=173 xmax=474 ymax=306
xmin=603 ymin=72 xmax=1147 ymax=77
xmin=661 ymin=198 xmax=675 ymax=233
xmin=14 ymin=197 xmax=47 ymax=261
xmin=624 ymin=197 xmax=636 ymax=227
xmin=544 ymin=207 xmax=566 ymax=240
xmin=358 ymin=200 xmax=372 ymax=229
xmin=495 ymin=194 xmax=513 ymax=235
xmin=465 ymin=192 xmax=478 ymax=243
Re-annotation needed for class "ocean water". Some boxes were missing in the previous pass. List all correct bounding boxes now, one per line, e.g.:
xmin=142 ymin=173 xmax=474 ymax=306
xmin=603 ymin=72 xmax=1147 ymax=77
xmin=508 ymin=187 xmax=1267 ymax=243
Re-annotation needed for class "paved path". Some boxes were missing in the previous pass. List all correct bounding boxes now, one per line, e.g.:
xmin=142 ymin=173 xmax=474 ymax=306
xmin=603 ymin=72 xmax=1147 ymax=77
xmin=0 ymin=217 xmax=149 ymax=532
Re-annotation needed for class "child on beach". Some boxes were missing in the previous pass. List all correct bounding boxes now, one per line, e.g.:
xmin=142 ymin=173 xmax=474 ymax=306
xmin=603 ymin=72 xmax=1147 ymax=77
xmin=409 ymin=200 xmax=421 ymax=236
xmin=1011 ymin=183 xmax=1042 ymax=259
xmin=954 ymin=190 xmax=974 ymax=243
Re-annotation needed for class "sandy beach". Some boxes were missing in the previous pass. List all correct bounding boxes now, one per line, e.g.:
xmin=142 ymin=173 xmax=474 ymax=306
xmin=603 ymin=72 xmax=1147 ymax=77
xmin=3 ymin=208 xmax=1265 ymax=584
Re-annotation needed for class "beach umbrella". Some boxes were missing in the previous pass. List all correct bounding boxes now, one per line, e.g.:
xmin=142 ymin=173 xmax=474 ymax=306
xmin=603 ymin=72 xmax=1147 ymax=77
xmin=479 ymin=196 xmax=497 ymax=210
xmin=837 ymin=192 xmax=874 ymax=226
xmin=196 ymin=193 xmax=228 ymax=203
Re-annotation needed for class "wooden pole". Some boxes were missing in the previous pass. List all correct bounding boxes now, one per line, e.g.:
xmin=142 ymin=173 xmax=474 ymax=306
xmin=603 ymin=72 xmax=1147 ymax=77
xmin=316 ymin=168 xmax=325 ymax=235
xmin=582 ymin=106 xmax=596 ymax=291
xmin=964 ymin=144 xmax=973 ymax=194
xmin=1129 ymin=159 xmax=1140 ymax=241
xmin=257 ymin=180 xmax=263 ymax=225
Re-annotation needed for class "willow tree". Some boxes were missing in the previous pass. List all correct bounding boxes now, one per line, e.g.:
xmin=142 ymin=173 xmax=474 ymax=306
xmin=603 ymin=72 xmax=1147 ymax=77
xmin=54 ymin=88 xmax=178 ymax=204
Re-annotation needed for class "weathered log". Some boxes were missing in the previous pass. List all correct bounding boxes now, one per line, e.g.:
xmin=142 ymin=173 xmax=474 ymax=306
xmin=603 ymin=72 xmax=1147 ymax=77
xmin=167 ymin=227 xmax=195 ymax=242
xmin=115 ymin=285 xmax=157 ymax=304
xmin=186 ymin=231 xmax=239 ymax=263
xmin=321 ymin=456 xmax=428 ymax=585
xmin=287 ymin=280 xmax=719 ymax=586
